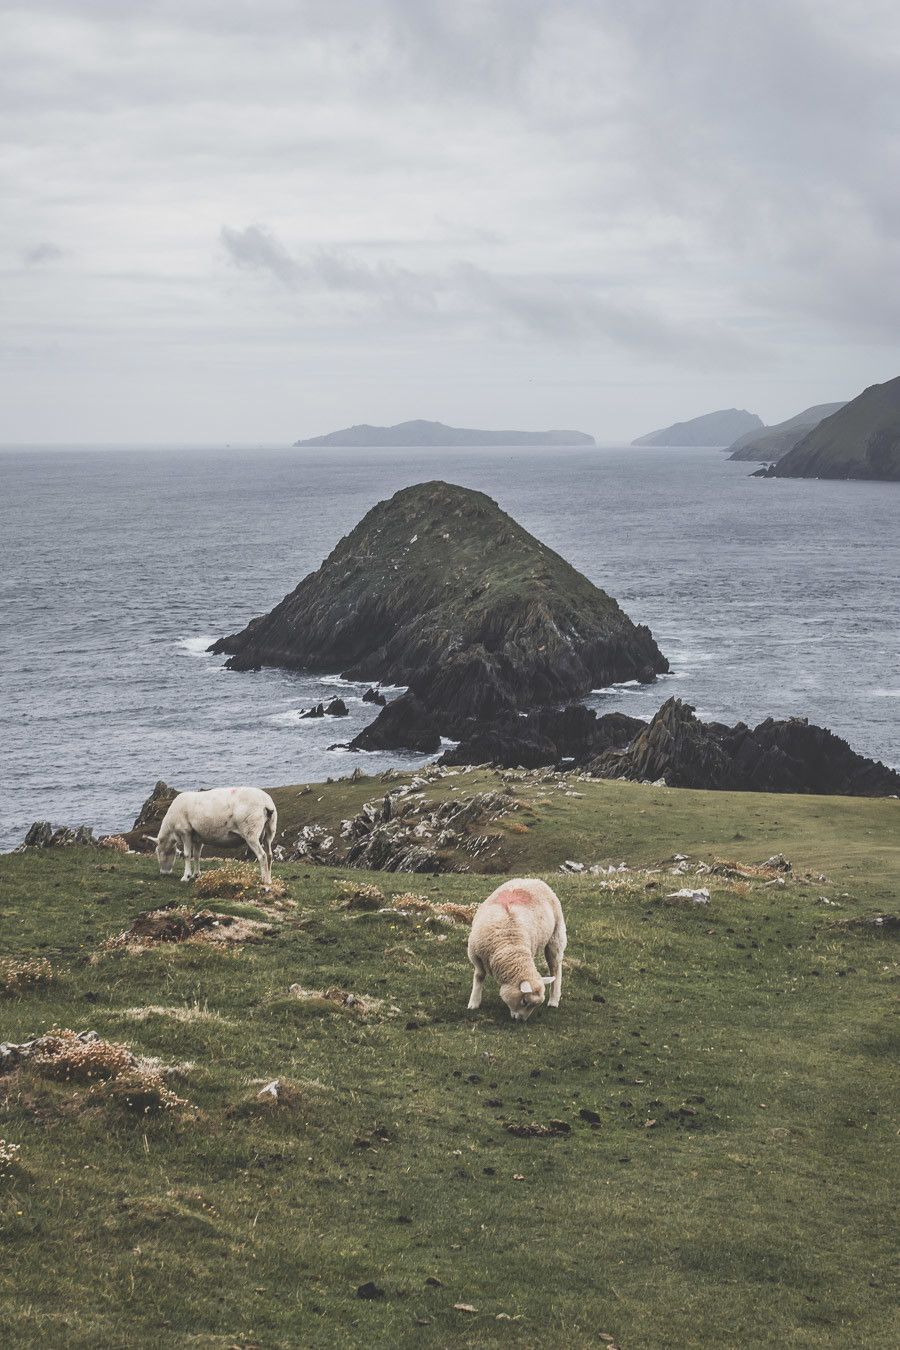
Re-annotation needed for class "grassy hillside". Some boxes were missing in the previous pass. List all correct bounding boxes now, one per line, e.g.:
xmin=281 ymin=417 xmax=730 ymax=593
xmin=1 ymin=780 xmax=898 ymax=1348
xmin=770 ymin=376 xmax=900 ymax=480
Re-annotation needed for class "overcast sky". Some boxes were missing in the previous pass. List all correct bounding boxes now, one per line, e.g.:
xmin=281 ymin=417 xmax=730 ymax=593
xmin=3 ymin=0 xmax=899 ymax=444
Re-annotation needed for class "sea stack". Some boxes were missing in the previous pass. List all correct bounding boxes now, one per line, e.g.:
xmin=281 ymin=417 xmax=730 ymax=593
xmin=210 ymin=481 xmax=668 ymax=731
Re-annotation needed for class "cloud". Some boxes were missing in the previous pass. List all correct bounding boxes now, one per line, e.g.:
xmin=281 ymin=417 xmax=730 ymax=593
xmin=220 ymin=225 xmax=300 ymax=287
xmin=22 ymin=242 xmax=65 ymax=266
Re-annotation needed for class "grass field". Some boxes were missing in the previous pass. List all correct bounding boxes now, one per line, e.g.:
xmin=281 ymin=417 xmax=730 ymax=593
xmin=1 ymin=777 xmax=898 ymax=1348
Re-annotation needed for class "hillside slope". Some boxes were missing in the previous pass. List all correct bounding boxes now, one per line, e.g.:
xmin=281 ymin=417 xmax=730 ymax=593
xmin=2 ymin=780 xmax=897 ymax=1347
xmin=632 ymin=408 xmax=761 ymax=447
xmin=727 ymin=402 xmax=845 ymax=462
xmin=768 ymin=376 xmax=900 ymax=480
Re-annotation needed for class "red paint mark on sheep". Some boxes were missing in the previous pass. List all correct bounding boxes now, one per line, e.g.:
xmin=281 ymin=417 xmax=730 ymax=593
xmin=490 ymin=887 xmax=535 ymax=911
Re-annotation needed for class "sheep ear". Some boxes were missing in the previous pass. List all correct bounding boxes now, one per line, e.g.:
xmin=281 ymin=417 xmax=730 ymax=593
xmin=542 ymin=975 xmax=555 ymax=985
xmin=143 ymin=834 xmax=159 ymax=844
xmin=519 ymin=981 xmax=532 ymax=994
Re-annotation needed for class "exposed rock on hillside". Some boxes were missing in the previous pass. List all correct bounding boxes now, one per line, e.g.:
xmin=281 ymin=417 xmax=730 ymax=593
xmin=211 ymin=482 xmax=667 ymax=738
xmin=632 ymin=409 xmax=762 ymax=447
xmin=591 ymin=697 xmax=900 ymax=796
xmin=727 ymin=403 xmax=845 ymax=462
xmin=294 ymin=419 xmax=595 ymax=447
xmin=766 ymin=376 xmax=900 ymax=481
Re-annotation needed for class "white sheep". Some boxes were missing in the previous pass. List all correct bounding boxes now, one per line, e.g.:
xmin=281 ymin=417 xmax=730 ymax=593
xmin=467 ymin=877 xmax=567 ymax=1021
xmin=146 ymin=787 xmax=278 ymax=887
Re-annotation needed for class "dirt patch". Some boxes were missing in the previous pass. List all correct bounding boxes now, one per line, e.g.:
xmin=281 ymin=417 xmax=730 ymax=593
xmin=504 ymin=1120 xmax=571 ymax=1138
xmin=100 ymin=905 xmax=276 ymax=954
xmin=833 ymin=913 xmax=899 ymax=936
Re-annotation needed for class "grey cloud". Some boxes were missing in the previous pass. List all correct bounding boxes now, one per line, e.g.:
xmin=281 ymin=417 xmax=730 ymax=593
xmin=220 ymin=225 xmax=300 ymax=287
xmin=22 ymin=242 xmax=65 ymax=265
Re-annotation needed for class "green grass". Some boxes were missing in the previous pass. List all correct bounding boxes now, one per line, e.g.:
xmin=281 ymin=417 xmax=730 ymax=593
xmin=2 ymin=780 xmax=898 ymax=1348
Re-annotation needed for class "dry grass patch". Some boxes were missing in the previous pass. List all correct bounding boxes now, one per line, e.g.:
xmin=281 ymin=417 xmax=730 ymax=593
xmin=193 ymin=862 xmax=289 ymax=904
xmin=17 ymin=1029 xmax=193 ymax=1116
xmin=285 ymin=984 xmax=392 ymax=1018
xmin=388 ymin=892 xmax=476 ymax=924
xmin=116 ymin=1004 xmax=228 ymax=1025
xmin=1 ymin=957 xmax=56 ymax=997
xmin=335 ymin=879 xmax=384 ymax=910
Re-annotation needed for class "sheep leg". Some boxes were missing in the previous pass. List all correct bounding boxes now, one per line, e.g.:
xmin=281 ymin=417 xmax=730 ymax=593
xmin=245 ymin=833 xmax=272 ymax=888
xmin=191 ymin=836 xmax=203 ymax=878
xmin=179 ymin=832 xmax=194 ymax=882
xmin=467 ymin=955 xmax=486 ymax=1010
xmin=544 ymin=931 xmax=565 ymax=1008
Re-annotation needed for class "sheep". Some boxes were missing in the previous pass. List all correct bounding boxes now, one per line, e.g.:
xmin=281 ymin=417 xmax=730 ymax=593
xmin=467 ymin=877 xmax=567 ymax=1021
xmin=145 ymin=787 xmax=278 ymax=887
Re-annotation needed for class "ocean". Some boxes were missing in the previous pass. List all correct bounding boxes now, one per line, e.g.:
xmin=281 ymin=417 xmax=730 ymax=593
xmin=1 ymin=444 xmax=897 ymax=850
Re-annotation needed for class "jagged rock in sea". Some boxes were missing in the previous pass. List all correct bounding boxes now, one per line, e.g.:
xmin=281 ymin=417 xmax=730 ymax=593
xmin=210 ymin=482 xmax=668 ymax=745
xmin=19 ymin=822 xmax=97 ymax=848
xmin=300 ymin=697 xmax=349 ymax=719
xmin=440 ymin=706 xmax=646 ymax=769
xmin=362 ymin=687 xmax=387 ymax=706
xmin=589 ymin=697 xmax=900 ymax=796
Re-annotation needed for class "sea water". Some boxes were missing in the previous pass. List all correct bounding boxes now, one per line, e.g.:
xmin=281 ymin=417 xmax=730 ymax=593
xmin=1 ymin=444 xmax=897 ymax=849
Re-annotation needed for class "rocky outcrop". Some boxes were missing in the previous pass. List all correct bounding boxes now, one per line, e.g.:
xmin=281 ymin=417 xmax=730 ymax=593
xmin=19 ymin=823 xmax=97 ymax=848
xmin=590 ymin=697 xmax=900 ymax=796
xmin=440 ymin=706 xmax=646 ymax=769
xmin=362 ymin=687 xmax=387 ymax=706
xmin=211 ymin=482 xmax=667 ymax=743
xmin=349 ymin=694 xmax=442 ymax=753
xmin=132 ymin=780 xmax=179 ymax=831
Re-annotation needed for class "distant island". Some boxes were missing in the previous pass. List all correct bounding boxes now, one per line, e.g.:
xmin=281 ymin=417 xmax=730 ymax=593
xmin=293 ymin=419 xmax=595 ymax=448
xmin=764 ymin=376 xmax=900 ymax=481
xmin=727 ymin=403 xmax=846 ymax=462
xmin=632 ymin=408 xmax=762 ymax=447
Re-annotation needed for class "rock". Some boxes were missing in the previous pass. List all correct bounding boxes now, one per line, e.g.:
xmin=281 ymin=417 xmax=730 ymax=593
xmin=664 ymin=888 xmax=711 ymax=904
xmin=301 ymin=697 xmax=349 ymax=719
xmin=209 ymin=482 xmax=668 ymax=731
xmin=441 ymin=707 xmax=645 ymax=769
xmin=132 ymin=780 xmax=179 ymax=831
xmin=356 ymin=1282 xmax=386 ymax=1300
xmin=761 ymin=854 xmax=792 ymax=872
xmin=589 ymin=697 xmax=900 ymax=796
xmin=362 ymin=686 xmax=387 ymax=706
xmin=349 ymin=694 xmax=442 ymax=753
xmin=20 ymin=822 xmax=96 ymax=849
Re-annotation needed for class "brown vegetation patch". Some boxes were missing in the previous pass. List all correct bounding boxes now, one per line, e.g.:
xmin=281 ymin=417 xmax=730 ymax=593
xmin=388 ymin=893 xmax=477 ymax=924
xmin=101 ymin=905 xmax=276 ymax=953
xmin=1 ymin=957 xmax=56 ymax=997
xmin=286 ymin=984 xmax=389 ymax=1017
xmin=335 ymin=880 xmax=384 ymax=910
xmin=193 ymin=863 xmax=288 ymax=904
xmin=11 ymin=1029 xmax=192 ymax=1115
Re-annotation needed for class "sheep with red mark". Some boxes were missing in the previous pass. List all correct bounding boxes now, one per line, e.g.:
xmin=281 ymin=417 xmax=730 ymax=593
xmin=467 ymin=878 xmax=567 ymax=1021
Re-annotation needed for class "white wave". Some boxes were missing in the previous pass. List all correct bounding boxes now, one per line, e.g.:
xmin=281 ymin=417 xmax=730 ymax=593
xmin=177 ymin=634 xmax=218 ymax=656
xmin=440 ymin=737 xmax=460 ymax=748
xmin=869 ymin=687 xmax=900 ymax=698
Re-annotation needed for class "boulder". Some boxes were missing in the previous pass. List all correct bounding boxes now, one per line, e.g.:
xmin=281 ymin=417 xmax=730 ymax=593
xmin=441 ymin=706 xmax=645 ymax=769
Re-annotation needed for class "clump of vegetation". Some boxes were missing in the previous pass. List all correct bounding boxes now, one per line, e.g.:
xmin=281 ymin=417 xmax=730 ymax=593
xmin=335 ymin=879 xmax=384 ymax=910
xmin=27 ymin=1029 xmax=191 ymax=1114
xmin=193 ymin=862 xmax=288 ymax=903
xmin=0 ymin=1138 xmax=22 ymax=1179
xmin=1 ymin=957 xmax=56 ymax=997
xmin=100 ymin=905 xmax=275 ymax=954
xmin=286 ymin=984 xmax=388 ymax=1017
xmin=389 ymin=892 xmax=476 ymax=924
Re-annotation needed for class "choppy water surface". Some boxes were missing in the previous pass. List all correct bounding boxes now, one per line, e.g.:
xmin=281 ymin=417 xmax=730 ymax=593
xmin=1 ymin=444 xmax=897 ymax=848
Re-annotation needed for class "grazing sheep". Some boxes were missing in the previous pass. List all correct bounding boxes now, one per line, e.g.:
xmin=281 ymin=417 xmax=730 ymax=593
xmin=467 ymin=878 xmax=567 ymax=1021
xmin=146 ymin=787 xmax=277 ymax=887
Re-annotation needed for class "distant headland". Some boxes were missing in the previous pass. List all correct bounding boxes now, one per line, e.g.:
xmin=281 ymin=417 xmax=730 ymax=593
xmin=293 ymin=419 xmax=595 ymax=448
xmin=632 ymin=408 xmax=762 ymax=447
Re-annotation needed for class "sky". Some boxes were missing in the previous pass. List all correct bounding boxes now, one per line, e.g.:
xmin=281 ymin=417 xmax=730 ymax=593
xmin=2 ymin=0 xmax=899 ymax=444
